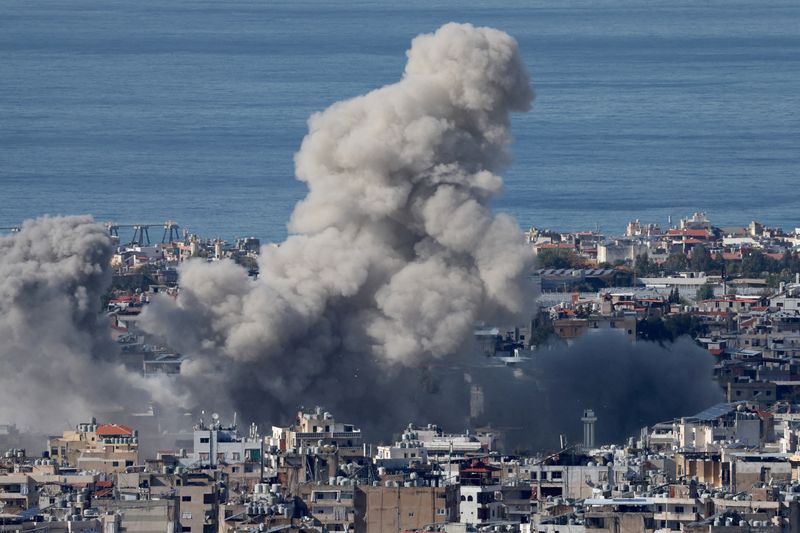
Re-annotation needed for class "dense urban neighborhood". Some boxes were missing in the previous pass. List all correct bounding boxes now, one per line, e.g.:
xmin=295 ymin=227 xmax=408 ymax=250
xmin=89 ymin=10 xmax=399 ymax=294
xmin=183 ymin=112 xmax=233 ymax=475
xmin=4 ymin=213 xmax=800 ymax=531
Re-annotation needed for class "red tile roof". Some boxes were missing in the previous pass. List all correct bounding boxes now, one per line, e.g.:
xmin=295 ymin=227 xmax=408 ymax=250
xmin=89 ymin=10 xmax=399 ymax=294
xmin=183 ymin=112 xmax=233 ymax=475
xmin=96 ymin=423 xmax=134 ymax=437
xmin=667 ymin=229 xmax=711 ymax=238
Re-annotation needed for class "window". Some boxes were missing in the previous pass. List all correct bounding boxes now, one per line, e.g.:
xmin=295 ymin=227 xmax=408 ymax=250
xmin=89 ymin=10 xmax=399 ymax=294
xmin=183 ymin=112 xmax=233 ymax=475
xmin=112 ymin=461 xmax=119 ymax=467
xmin=467 ymin=495 xmax=473 ymax=502
xmin=232 ymin=453 xmax=240 ymax=461
xmin=675 ymin=506 xmax=684 ymax=513
xmin=181 ymin=513 xmax=192 ymax=520
xmin=530 ymin=472 xmax=538 ymax=480
xmin=551 ymin=471 xmax=562 ymax=479
xmin=203 ymin=493 xmax=215 ymax=504
xmin=181 ymin=527 xmax=191 ymax=532
xmin=182 ymin=496 xmax=192 ymax=502
xmin=200 ymin=438 xmax=209 ymax=444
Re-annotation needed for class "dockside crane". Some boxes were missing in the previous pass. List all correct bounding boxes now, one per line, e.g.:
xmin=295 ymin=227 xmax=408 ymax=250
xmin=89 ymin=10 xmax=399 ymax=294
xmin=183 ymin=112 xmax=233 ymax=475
xmin=105 ymin=220 xmax=181 ymax=245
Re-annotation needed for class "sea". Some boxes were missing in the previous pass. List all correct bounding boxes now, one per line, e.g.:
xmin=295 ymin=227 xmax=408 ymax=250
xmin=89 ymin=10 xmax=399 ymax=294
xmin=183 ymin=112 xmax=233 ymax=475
xmin=2 ymin=0 xmax=799 ymax=243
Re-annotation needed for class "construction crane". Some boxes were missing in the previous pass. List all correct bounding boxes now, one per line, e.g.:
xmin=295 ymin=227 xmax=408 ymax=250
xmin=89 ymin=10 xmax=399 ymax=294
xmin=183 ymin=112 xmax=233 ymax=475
xmin=105 ymin=220 xmax=181 ymax=245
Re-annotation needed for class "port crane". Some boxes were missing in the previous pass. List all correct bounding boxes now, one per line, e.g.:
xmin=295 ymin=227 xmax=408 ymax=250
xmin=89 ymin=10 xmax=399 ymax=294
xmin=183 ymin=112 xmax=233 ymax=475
xmin=105 ymin=220 xmax=181 ymax=245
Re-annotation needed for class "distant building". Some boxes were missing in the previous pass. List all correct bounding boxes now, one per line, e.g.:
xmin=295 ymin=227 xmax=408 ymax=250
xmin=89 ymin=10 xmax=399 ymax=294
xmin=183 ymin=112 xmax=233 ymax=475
xmin=187 ymin=413 xmax=261 ymax=467
xmin=351 ymin=484 xmax=457 ymax=533
xmin=47 ymin=419 xmax=139 ymax=474
xmin=270 ymin=407 xmax=363 ymax=453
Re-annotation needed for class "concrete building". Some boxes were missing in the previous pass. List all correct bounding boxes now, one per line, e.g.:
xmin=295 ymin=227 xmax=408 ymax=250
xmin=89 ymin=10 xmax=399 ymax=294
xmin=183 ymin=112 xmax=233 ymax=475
xmin=596 ymin=240 xmax=649 ymax=265
xmin=297 ymin=483 xmax=355 ymax=532
xmin=187 ymin=413 xmax=261 ymax=467
xmin=177 ymin=470 xmax=220 ymax=533
xmin=47 ymin=420 xmax=139 ymax=474
xmin=271 ymin=407 xmax=363 ymax=453
xmin=353 ymin=484 xmax=458 ymax=533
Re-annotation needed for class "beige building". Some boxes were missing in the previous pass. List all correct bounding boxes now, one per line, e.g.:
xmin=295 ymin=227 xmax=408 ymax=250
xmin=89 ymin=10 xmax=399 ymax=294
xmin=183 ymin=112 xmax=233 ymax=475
xmin=178 ymin=471 xmax=220 ymax=533
xmin=298 ymin=483 xmax=356 ymax=532
xmin=48 ymin=419 xmax=139 ymax=474
xmin=353 ymin=484 xmax=458 ymax=533
xmin=553 ymin=315 xmax=636 ymax=342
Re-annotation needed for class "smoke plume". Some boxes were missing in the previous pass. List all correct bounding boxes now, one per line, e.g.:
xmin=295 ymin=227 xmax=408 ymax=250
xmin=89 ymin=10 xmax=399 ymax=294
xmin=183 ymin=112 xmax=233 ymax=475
xmin=0 ymin=26 xmax=723 ymax=452
xmin=471 ymin=333 xmax=724 ymax=450
xmin=0 ymin=216 xmax=176 ymax=431
xmin=140 ymin=23 xmax=536 ymax=429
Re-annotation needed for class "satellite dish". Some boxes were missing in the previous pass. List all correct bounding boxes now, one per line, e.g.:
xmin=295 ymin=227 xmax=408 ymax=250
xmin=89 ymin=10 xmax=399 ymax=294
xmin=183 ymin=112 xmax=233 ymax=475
xmin=212 ymin=413 xmax=220 ymax=422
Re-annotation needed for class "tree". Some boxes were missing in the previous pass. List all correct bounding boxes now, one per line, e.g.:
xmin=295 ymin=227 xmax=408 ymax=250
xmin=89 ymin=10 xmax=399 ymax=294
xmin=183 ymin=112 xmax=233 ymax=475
xmin=537 ymin=249 xmax=586 ymax=269
xmin=696 ymin=283 xmax=715 ymax=301
xmin=634 ymin=253 xmax=659 ymax=277
xmin=690 ymin=245 xmax=712 ymax=273
xmin=663 ymin=253 xmax=689 ymax=274
xmin=741 ymin=249 xmax=769 ymax=276
xmin=637 ymin=314 xmax=707 ymax=343
xmin=668 ymin=286 xmax=681 ymax=304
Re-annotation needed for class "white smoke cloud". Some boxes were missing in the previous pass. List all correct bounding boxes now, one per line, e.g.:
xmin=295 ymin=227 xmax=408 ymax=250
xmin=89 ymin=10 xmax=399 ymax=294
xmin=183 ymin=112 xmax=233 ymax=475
xmin=140 ymin=23 xmax=536 ymax=423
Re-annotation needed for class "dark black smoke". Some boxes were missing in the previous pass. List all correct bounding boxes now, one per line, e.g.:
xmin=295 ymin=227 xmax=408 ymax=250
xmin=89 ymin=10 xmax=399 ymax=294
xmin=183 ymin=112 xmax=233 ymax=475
xmin=469 ymin=332 xmax=724 ymax=451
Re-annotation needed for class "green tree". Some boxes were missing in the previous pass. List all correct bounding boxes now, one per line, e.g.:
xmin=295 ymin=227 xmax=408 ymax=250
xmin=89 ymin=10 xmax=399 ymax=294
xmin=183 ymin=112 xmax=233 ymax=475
xmin=663 ymin=253 xmax=689 ymax=274
xmin=537 ymin=249 xmax=586 ymax=269
xmin=690 ymin=245 xmax=712 ymax=273
xmin=741 ymin=249 xmax=769 ymax=276
xmin=668 ymin=286 xmax=681 ymax=304
xmin=696 ymin=283 xmax=715 ymax=301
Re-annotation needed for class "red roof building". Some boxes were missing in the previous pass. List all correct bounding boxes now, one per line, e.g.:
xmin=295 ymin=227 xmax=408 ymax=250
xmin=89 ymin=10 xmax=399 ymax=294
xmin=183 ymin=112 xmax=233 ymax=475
xmin=96 ymin=423 xmax=134 ymax=437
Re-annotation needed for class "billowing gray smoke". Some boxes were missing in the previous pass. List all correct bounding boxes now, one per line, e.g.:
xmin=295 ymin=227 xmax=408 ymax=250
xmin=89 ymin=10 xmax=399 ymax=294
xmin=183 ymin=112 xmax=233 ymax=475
xmin=141 ymin=23 xmax=536 ymax=429
xmin=470 ymin=333 xmax=725 ymax=450
xmin=0 ymin=25 xmax=722 ymax=450
xmin=0 ymin=216 xmax=177 ymax=431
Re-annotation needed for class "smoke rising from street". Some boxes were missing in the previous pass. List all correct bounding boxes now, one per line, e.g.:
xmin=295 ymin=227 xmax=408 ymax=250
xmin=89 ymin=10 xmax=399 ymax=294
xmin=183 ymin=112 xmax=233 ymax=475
xmin=140 ymin=23 xmax=536 ymax=427
xmin=0 ymin=25 xmax=723 ymax=451
xmin=0 ymin=216 xmax=177 ymax=431
xmin=471 ymin=333 xmax=725 ymax=450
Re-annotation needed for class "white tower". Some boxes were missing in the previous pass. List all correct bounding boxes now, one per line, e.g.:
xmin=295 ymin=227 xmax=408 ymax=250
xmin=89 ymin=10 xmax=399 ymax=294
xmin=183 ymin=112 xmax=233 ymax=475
xmin=581 ymin=409 xmax=597 ymax=449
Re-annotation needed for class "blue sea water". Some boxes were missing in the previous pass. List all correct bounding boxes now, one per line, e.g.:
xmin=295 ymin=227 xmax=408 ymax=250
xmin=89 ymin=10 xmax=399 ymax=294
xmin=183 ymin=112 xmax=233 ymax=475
xmin=1 ymin=0 xmax=799 ymax=243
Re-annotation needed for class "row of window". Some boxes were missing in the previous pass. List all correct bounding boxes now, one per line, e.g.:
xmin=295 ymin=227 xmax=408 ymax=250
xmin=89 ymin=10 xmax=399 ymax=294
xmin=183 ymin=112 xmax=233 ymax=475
xmin=530 ymin=470 xmax=562 ymax=480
